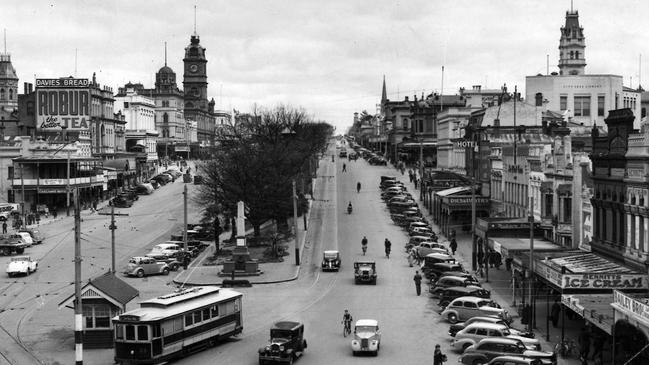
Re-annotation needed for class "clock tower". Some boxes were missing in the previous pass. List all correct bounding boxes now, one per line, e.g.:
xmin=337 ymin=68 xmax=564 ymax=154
xmin=183 ymin=34 xmax=208 ymax=112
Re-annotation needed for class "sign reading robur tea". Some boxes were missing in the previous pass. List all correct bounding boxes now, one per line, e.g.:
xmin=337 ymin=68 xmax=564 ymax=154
xmin=36 ymin=78 xmax=91 ymax=130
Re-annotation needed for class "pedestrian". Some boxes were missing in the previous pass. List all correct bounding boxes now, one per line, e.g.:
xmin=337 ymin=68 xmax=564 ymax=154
xmin=578 ymin=327 xmax=591 ymax=360
xmin=477 ymin=250 xmax=484 ymax=268
xmin=413 ymin=271 xmax=422 ymax=296
xmin=2 ymin=221 xmax=6 ymax=234
xmin=414 ymin=178 xmax=418 ymax=189
xmin=591 ymin=332 xmax=604 ymax=362
xmin=449 ymin=238 xmax=457 ymax=255
xmin=409 ymin=170 xmax=414 ymax=183
xmin=52 ymin=208 xmax=58 ymax=219
xmin=433 ymin=344 xmax=447 ymax=365
xmin=551 ymin=298 xmax=561 ymax=328
xmin=342 ymin=163 xmax=347 ymax=172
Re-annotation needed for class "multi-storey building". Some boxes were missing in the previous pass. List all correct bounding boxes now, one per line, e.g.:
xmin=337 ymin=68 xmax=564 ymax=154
xmin=0 ymin=49 xmax=19 ymax=135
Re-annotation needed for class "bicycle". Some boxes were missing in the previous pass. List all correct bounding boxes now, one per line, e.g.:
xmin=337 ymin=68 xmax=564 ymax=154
xmin=342 ymin=321 xmax=352 ymax=337
xmin=554 ymin=338 xmax=577 ymax=358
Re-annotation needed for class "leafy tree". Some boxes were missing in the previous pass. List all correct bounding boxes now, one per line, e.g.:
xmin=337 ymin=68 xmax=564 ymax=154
xmin=195 ymin=105 xmax=332 ymax=236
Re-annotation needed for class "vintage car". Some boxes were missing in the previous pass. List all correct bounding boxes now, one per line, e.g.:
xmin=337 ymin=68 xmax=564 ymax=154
xmin=0 ymin=234 xmax=30 ymax=255
xmin=19 ymin=228 xmax=44 ymax=245
xmin=110 ymin=196 xmax=134 ymax=208
xmin=429 ymin=276 xmax=483 ymax=297
xmin=439 ymin=287 xmax=491 ymax=308
xmin=414 ymin=242 xmax=449 ymax=258
xmin=354 ymin=261 xmax=377 ymax=285
xmin=351 ymin=319 xmax=381 ymax=356
xmin=16 ymin=232 xmax=34 ymax=246
xmin=123 ymin=256 xmax=172 ymax=277
xmin=6 ymin=255 xmax=38 ymax=277
xmin=421 ymin=253 xmax=456 ymax=272
xmin=441 ymin=296 xmax=512 ymax=324
xmin=459 ymin=338 xmax=556 ymax=365
xmin=425 ymin=263 xmax=466 ymax=280
xmin=487 ymin=356 xmax=544 ymax=365
xmin=321 ymin=250 xmax=341 ymax=271
xmin=146 ymin=242 xmax=182 ymax=259
xmin=258 ymin=321 xmax=307 ymax=364
xmin=452 ymin=322 xmax=541 ymax=353
xmin=449 ymin=316 xmax=534 ymax=339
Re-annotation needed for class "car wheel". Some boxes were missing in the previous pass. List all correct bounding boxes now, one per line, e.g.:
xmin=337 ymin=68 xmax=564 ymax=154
xmin=16 ymin=248 xmax=24 ymax=254
xmin=162 ymin=268 xmax=170 ymax=275
xmin=447 ymin=313 xmax=458 ymax=324
xmin=472 ymin=360 xmax=485 ymax=365
xmin=136 ymin=270 xmax=145 ymax=278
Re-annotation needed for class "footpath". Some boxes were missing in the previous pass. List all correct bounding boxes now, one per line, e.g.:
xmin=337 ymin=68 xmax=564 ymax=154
xmin=393 ymin=165 xmax=587 ymax=365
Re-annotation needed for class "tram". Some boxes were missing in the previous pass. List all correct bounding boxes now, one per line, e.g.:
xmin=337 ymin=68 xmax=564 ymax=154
xmin=113 ymin=286 xmax=243 ymax=364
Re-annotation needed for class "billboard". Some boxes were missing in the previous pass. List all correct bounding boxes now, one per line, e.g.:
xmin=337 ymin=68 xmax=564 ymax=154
xmin=36 ymin=78 xmax=90 ymax=131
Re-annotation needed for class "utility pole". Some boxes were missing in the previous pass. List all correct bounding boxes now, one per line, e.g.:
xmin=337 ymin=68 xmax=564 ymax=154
xmin=528 ymin=196 xmax=535 ymax=333
xmin=292 ymin=180 xmax=300 ymax=265
xmin=73 ymin=188 xmax=82 ymax=364
xmin=20 ymin=163 xmax=25 ymax=228
xmin=99 ymin=205 xmax=129 ymax=273
xmin=183 ymin=184 xmax=188 ymax=253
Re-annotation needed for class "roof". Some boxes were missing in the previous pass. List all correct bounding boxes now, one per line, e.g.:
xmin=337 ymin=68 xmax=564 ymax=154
xmin=426 ymin=253 xmax=453 ymax=259
xmin=272 ymin=321 xmax=302 ymax=331
xmin=464 ymin=322 xmax=507 ymax=330
xmin=355 ymin=319 xmax=378 ymax=327
xmin=477 ymin=337 xmax=520 ymax=345
xmin=549 ymin=253 xmax=639 ymax=274
xmin=114 ymin=287 xmax=242 ymax=322
xmin=323 ymin=250 xmax=339 ymax=255
xmin=58 ymin=271 xmax=139 ymax=310
xmin=157 ymin=65 xmax=175 ymax=74
xmin=436 ymin=186 xmax=471 ymax=197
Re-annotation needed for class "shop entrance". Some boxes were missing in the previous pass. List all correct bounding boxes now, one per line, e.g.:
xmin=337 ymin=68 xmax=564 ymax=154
xmin=614 ymin=320 xmax=649 ymax=365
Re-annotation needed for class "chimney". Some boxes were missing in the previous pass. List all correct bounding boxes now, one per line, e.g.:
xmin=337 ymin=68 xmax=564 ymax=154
xmin=24 ymin=83 xmax=28 ymax=94
xmin=29 ymin=83 xmax=33 ymax=93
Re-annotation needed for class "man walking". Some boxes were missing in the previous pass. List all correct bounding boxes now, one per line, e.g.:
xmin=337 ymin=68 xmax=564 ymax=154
xmin=342 ymin=163 xmax=347 ymax=172
xmin=449 ymin=238 xmax=457 ymax=255
xmin=413 ymin=271 xmax=422 ymax=296
xmin=2 ymin=221 xmax=6 ymax=234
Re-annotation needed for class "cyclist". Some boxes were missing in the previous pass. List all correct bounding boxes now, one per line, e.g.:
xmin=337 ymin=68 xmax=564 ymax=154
xmin=342 ymin=309 xmax=353 ymax=337
xmin=356 ymin=181 xmax=361 ymax=193
xmin=347 ymin=201 xmax=353 ymax=214
xmin=384 ymin=238 xmax=392 ymax=259
xmin=361 ymin=236 xmax=368 ymax=255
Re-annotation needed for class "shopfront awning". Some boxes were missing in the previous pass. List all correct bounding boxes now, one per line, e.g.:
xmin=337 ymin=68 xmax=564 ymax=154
xmin=562 ymin=293 xmax=615 ymax=334
xmin=400 ymin=141 xmax=437 ymax=148
xmin=488 ymin=237 xmax=563 ymax=259
xmin=435 ymin=186 xmax=471 ymax=197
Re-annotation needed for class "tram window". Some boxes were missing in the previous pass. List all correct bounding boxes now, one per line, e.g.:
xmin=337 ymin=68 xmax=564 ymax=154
xmin=185 ymin=313 xmax=193 ymax=326
xmin=210 ymin=305 xmax=218 ymax=317
xmin=202 ymin=308 xmax=211 ymax=320
xmin=137 ymin=325 xmax=148 ymax=341
xmin=193 ymin=311 xmax=201 ymax=324
xmin=152 ymin=324 xmax=161 ymax=338
xmin=126 ymin=325 xmax=136 ymax=340
xmin=115 ymin=324 xmax=124 ymax=339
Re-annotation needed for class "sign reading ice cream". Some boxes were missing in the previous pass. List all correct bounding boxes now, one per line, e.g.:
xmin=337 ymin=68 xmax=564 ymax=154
xmin=36 ymin=78 xmax=90 ymax=130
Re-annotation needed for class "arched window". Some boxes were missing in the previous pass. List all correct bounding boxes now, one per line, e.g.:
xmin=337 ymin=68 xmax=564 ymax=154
xmin=0 ymin=88 xmax=4 ymax=100
xmin=9 ymin=89 xmax=13 ymax=100
xmin=575 ymin=51 xmax=580 ymax=59
xmin=570 ymin=51 xmax=574 ymax=59
xmin=163 ymin=113 xmax=169 ymax=124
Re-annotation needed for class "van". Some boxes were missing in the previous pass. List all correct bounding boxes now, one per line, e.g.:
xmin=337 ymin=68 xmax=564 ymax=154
xmin=0 ymin=203 xmax=20 ymax=221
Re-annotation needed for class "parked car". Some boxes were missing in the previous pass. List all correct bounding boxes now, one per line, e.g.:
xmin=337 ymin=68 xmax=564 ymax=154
xmin=440 ymin=296 xmax=512 ymax=324
xmin=452 ymin=322 xmax=541 ymax=353
xmin=135 ymin=183 xmax=154 ymax=195
xmin=429 ymin=276 xmax=483 ymax=297
xmin=459 ymin=338 xmax=556 ymax=365
xmin=421 ymin=253 xmax=456 ymax=273
xmin=15 ymin=232 xmax=34 ymax=247
xmin=123 ymin=256 xmax=172 ymax=277
xmin=339 ymin=149 xmax=348 ymax=158
xmin=354 ymin=261 xmax=377 ymax=285
xmin=110 ymin=196 xmax=133 ymax=208
xmin=439 ymin=287 xmax=491 ymax=308
xmin=389 ymin=201 xmax=418 ymax=214
xmin=351 ymin=319 xmax=381 ymax=356
xmin=6 ymin=255 xmax=38 ymax=277
xmin=258 ymin=321 xmax=307 ymax=365
xmin=487 ymin=356 xmax=544 ymax=365
xmin=120 ymin=189 xmax=139 ymax=201
xmin=152 ymin=174 xmax=171 ymax=185
xmin=415 ymin=242 xmax=449 ymax=258
xmin=388 ymin=195 xmax=414 ymax=205
xmin=449 ymin=316 xmax=534 ymax=339
xmin=193 ymin=175 xmax=204 ymax=184
xmin=148 ymin=179 xmax=160 ymax=189
xmin=146 ymin=242 xmax=182 ymax=259
xmin=19 ymin=228 xmax=44 ymax=245
xmin=321 ymin=250 xmax=341 ymax=271
xmin=425 ymin=262 xmax=466 ymax=280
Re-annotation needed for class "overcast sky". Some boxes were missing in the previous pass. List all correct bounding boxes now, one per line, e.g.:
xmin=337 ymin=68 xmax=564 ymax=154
xmin=2 ymin=0 xmax=648 ymax=132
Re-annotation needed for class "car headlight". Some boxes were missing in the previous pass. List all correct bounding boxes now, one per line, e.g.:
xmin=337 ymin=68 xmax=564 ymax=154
xmin=279 ymin=346 xmax=284 ymax=351
xmin=371 ymin=340 xmax=378 ymax=345
xmin=352 ymin=340 xmax=358 ymax=345
xmin=265 ymin=346 xmax=270 ymax=351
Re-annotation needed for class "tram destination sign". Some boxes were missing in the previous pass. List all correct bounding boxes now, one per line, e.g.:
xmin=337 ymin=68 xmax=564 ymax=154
xmin=36 ymin=78 xmax=90 ymax=131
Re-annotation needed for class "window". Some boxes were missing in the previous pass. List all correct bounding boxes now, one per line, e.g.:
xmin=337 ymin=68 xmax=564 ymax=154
xmin=193 ymin=311 xmax=201 ymax=324
xmin=574 ymin=96 xmax=591 ymax=116
xmin=560 ymin=96 xmax=567 ymax=111
xmin=95 ymin=305 xmax=111 ymax=328
xmin=137 ymin=325 xmax=148 ymax=340
xmin=0 ymin=88 xmax=4 ymax=100
xmin=202 ymin=308 xmax=211 ymax=321
xmin=210 ymin=305 xmax=219 ymax=317
xmin=598 ymin=95 xmax=605 ymax=116
xmin=115 ymin=324 xmax=124 ymax=339
xmin=570 ymin=51 xmax=574 ymax=59
xmin=9 ymin=89 xmax=13 ymax=100
xmin=476 ymin=328 xmax=488 ymax=336
xmin=126 ymin=325 xmax=136 ymax=340
xmin=185 ymin=313 xmax=194 ymax=326
xmin=463 ymin=301 xmax=477 ymax=308
xmin=545 ymin=194 xmax=553 ymax=217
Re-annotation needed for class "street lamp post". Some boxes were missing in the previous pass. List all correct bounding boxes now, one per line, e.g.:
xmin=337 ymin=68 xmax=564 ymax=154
xmin=292 ymin=180 xmax=300 ymax=266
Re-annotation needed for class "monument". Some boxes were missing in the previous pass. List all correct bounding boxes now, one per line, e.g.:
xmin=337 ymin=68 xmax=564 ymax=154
xmin=220 ymin=201 xmax=262 ymax=276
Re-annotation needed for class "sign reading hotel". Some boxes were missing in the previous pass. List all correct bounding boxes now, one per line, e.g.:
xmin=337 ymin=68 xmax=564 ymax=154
xmin=36 ymin=78 xmax=90 ymax=131
xmin=562 ymin=273 xmax=646 ymax=290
